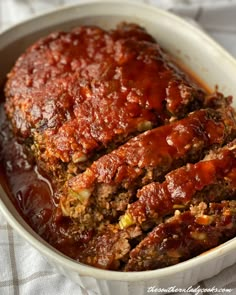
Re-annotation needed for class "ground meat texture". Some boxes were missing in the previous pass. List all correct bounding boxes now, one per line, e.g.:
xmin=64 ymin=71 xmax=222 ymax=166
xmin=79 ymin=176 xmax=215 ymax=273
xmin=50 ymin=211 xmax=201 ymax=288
xmin=76 ymin=225 xmax=130 ymax=270
xmin=125 ymin=200 xmax=236 ymax=271
xmin=59 ymin=108 xmax=236 ymax=226
xmin=5 ymin=23 xmax=210 ymax=180
xmin=76 ymin=224 xmax=142 ymax=270
xmin=119 ymin=140 xmax=236 ymax=229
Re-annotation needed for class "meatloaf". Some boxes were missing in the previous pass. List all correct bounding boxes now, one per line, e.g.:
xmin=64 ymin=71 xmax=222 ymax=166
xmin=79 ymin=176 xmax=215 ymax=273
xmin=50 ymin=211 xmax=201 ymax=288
xmin=59 ymin=108 xmax=236 ymax=230
xmin=3 ymin=22 xmax=236 ymax=272
xmin=76 ymin=200 xmax=236 ymax=270
xmin=5 ymin=23 xmax=224 ymax=181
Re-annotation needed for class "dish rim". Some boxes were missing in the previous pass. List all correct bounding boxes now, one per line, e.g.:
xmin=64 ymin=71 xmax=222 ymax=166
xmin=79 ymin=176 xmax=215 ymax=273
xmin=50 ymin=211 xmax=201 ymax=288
xmin=1 ymin=0 xmax=236 ymax=282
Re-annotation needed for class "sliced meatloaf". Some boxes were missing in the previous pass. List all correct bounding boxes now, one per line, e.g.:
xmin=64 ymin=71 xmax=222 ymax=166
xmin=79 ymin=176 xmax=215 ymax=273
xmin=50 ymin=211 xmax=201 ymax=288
xmin=125 ymin=200 xmax=236 ymax=271
xmin=59 ymin=108 xmax=236 ymax=229
xmin=73 ymin=200 xmax=236 ymax=270
xmin=120 ymin=140 xmax=236 ymax=229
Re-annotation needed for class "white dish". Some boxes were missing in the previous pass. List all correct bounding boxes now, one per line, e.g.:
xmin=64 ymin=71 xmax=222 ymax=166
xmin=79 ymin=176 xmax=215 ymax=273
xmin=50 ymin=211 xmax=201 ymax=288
xmin=1 ymin=1 xmax=236 ymax=294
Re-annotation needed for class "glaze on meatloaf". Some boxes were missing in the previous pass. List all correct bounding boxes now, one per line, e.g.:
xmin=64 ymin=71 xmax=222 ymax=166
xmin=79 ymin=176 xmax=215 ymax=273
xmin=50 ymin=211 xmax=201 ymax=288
xmin=120 ymin=140 xmax=236 ymax=230
xmin=3 ymin=23 xmax=236 ymax=272
xmin=125 ymin=200 xmax=236 ymax=271
xmin=59 ymin=108 xmax=236 ymax=230
xmin=5 ymin=23 xmax=223 ymax=181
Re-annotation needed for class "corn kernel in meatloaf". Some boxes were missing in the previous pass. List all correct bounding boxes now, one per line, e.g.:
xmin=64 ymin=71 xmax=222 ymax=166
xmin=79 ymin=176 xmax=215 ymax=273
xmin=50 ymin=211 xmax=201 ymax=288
xmin=5 ymin=23 xmax=211 ymax=180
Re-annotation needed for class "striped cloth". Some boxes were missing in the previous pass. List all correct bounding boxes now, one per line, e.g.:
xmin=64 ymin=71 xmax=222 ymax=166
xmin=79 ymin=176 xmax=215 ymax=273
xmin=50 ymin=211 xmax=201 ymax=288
xmin=1 ymin=1 xmax=236 ymax=294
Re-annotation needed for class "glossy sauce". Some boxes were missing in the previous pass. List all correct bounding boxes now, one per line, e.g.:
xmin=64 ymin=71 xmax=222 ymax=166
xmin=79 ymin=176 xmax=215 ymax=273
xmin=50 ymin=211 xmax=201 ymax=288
xmin=125 ymin=201 xmax=236 ymax=271
xmin=0 ymin=101 xmax=93 ymax=258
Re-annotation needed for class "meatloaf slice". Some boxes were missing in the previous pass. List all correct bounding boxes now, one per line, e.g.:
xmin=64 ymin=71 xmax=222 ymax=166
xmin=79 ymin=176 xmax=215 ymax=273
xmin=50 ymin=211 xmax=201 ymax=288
xmin=59 ymin=108 xmax=236 ymax=228
xmin=125 ymin=200 xmax=236 ymax=271
xmin=120 ymin=140 xmax=236 ymax=229
xmin=5 ymin=23 xmax=213 ymax=180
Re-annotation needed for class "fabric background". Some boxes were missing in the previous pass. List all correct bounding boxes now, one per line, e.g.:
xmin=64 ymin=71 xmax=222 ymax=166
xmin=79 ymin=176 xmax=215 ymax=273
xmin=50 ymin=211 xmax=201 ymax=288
xmin=1 ymin=1 xmax=236 ymax=294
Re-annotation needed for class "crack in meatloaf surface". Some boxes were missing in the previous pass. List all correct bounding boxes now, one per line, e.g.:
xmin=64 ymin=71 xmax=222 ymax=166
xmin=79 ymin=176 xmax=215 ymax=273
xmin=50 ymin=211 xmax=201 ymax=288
xmin=3 ymin=22 xmax=236 ymax=272
xmin=5 ymin=22 xmax=226 ymax=181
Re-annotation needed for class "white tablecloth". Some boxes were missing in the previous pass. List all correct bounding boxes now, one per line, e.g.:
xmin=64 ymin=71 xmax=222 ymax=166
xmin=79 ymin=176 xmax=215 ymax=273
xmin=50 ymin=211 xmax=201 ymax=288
xmin=1 ymin=1 xmax=236 ymax=294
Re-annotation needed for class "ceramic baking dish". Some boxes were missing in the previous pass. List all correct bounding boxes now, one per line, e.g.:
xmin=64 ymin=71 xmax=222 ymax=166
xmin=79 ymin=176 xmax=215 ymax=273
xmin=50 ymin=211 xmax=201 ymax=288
xmin=1 ymin=1 xmax=236 ymax=294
